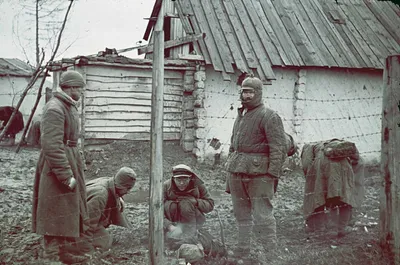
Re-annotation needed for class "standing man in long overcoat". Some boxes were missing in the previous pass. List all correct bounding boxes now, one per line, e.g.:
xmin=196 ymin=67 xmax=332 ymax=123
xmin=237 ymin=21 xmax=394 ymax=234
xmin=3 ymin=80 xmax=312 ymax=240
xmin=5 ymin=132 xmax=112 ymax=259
xmin=225 ymin=75 xmax=287 ymax=260
xmin=32 ymin=70 xmax=92 ymax=263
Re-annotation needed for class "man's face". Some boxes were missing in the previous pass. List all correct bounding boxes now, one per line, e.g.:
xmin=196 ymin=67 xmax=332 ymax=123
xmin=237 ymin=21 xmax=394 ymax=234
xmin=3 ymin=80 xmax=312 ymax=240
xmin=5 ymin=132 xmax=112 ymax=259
xmin=116 ymin=182 xmax=135 ymax=197
xmin=240 ymin=87 xmax=255 ymax=102
xmin=173 ymin=175 xmax=191 ymax=191
xmin=64 ymin=86 xmax=83 ymax=101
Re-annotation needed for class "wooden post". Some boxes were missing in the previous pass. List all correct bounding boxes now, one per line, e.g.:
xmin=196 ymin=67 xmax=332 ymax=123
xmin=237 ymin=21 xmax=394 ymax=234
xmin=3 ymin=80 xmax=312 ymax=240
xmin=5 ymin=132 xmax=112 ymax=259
xmin=45 ymin=87 xmax=52 ymax=102
xmin=380 ymin=55 xmax=400 ymax=263
xmin=149 ymin=2 xmax=165 ymax=265
xmin=75 ymin=66 xmax=87 ymax=151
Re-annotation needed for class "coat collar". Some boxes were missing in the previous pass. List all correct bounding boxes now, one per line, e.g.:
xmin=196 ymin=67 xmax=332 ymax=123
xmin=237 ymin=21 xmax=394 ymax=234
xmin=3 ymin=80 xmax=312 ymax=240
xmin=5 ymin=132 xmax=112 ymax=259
xmin=54 ymin=87 xmax=78 ymax=108
xmin=237 ymin=103 xmax=264 ymax=115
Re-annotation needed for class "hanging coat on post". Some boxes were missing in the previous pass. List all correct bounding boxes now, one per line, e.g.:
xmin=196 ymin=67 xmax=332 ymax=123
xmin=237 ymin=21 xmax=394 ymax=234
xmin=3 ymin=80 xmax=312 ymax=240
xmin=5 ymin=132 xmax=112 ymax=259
xmin=32 ymin=92 xmax=88 ymax=238
xmin=301 ymin=139 xmax=364 ymax=220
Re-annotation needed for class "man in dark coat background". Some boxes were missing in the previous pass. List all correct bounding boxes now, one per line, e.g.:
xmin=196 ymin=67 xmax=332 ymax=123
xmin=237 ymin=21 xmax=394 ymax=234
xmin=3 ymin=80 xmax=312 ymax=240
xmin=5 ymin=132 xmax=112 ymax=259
xmin=225 ymin=75 xmax=287 ymax=259
xmin=85 ymin=166 xmax=137 ymax=251
xmin=164 ymin=164 xmax=214 ymax=239
xmin=31 ymin=70 xmax=92 ymax=264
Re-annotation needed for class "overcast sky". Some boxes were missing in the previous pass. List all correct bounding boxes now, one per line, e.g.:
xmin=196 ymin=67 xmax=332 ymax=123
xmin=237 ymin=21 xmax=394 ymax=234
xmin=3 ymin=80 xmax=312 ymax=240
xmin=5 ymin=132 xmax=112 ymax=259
xmin=0 ymin=0 xmax=155 ymax=63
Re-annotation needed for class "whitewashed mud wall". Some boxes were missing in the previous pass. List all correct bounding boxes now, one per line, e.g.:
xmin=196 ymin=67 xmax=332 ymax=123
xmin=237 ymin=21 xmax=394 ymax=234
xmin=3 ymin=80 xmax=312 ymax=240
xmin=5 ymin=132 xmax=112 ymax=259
xmin=300 ymin=68 xmax=383 ymax=161
xmin=0 ymin=76 xmax=51 ymax=141
xmin=83 ymin=65 xmax=185 ymax=142
xmin=200 ymin=67 xmax=383 ymax=162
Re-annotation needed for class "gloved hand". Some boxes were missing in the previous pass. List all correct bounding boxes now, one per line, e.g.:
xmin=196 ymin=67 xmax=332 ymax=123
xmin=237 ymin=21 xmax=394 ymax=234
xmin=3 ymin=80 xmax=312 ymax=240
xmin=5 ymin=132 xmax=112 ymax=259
xmin=62 ymin=177 xmax=77 ymax=191
xmin=177 ymin=196 xmax=198 ymax=206
xmin=167 ymin=224 xmax=183 ymax=239
xmin=119 ymin=197 xmax=125 ymax=212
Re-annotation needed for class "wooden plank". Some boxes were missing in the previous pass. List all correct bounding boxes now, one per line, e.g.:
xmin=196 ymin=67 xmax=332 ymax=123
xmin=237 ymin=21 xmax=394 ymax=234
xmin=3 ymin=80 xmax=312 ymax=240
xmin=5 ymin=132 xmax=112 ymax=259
xmin=174 ymin=1 xmax=203 ymax=57
xmin=388 ymin=1 xmax=400 ymax=16
xmin=138 ymin=33 xmax=205 ymax=55
xmin=252 ymin=1 xmax=291 ymax=66
xmin=86 ymin=98 xmax=182 ymax=108
xmin=222 ymin=0 xmax=260 ymax=70
xmin=326 ymin=1 xmax=372 ymax=68
xmin=380 ymin=55 xmax=400 ymax=263
xmin=273 ymin=0 xmax=321 ymax=66
xmin=309 ymin=0 xmax=359 ymax=68
xmin=86 ymin=126 xmax=180 ymax=133
xmin=85 ymin=105 xmax=181 ymax=113
xmin=169 ymin=18 xmax=190 ymax=59
xmin=86 ymin=66 xmax=184 ymax=80
xmin=200 ymin=0 xmax=235 ymax=73
xmin=346 ymin=0 xmax=387 ymax=65
xmin=176 ymin=0 xmax=211 ymax=64
xmin=188 ymin=1 xmax=229 ymax=73
xmin=85 ymin=91 xmax=182 ymax=102
xmin=259 ymin=0 xmax=303 ymax=66
xmin=85 ymin=119 xmax=181 ymax=128
xmin=85 ymin=84 xmax=183 ymax=96
xmin=177 ymin=54 xmax=205 ymax=61
xmin=87 ymin=78 xmax=182 ymax=87
xmin=85 ymin=131 xmax=180 ymax=141
xmin=231 ymin=0 xmax=276 ymax=79
xmin=85 ymin=112 xmax=181 ymax=120
xmin=363 ymin=0 xmax=400 ymax=49
xmin=210 ymin=0 xmax=250 ymax=73
xmin=291 ymin=0 xmax=337 ymax=67
xmin=355 ymin=0 xmax=400 ymax=55
xmin=338 ymin=0 xmax=383 ymax=68
xmin=298 ymin=0 xmax=348 ymax=67
xmin=242 ymin=0 xmax=281 ymax=66
xmin=380 ymin=2 xmax=400 ymax=39
xmin=322 ymin=0 xmax=367 ymax=68
xmin=180 ymin=0 xmax=220 ymax=70
xmin=222 ymin=0 xmax=267 ymax=79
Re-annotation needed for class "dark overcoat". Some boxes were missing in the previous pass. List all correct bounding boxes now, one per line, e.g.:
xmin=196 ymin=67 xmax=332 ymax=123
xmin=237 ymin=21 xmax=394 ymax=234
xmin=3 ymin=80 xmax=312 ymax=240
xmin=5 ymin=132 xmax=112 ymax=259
xmin=32 ymin=92 xmax=88 ymax=238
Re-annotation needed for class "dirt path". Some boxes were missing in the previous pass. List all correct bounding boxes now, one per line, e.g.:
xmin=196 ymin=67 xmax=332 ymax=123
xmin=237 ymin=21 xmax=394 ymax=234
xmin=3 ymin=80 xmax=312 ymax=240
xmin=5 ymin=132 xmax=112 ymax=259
xmin=0 ymin=142 xmax=389 ymax=265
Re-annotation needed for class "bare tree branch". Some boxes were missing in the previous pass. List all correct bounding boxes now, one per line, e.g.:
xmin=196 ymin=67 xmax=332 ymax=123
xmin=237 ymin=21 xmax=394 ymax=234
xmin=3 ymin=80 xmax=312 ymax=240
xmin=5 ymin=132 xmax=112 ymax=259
xmin=0 ymin=53 xmax=45 ymax=142
xmin=16 ymin=0 xmax=76 ymax=152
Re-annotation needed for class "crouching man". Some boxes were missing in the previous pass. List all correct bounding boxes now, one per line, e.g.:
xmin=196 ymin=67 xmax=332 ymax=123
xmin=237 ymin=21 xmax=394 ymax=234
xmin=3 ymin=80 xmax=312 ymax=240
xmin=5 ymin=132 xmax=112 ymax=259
xmin=164 ymin=164 xmax=214 ymax=239
xmin=85 ymin=167 xmax=137 ymax=251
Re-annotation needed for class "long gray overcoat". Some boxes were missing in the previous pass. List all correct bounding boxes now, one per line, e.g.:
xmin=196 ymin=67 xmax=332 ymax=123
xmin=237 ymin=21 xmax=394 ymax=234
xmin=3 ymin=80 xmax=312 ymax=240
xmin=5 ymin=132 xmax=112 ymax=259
xmin=32 ymin=92 xmax=88 ymax=238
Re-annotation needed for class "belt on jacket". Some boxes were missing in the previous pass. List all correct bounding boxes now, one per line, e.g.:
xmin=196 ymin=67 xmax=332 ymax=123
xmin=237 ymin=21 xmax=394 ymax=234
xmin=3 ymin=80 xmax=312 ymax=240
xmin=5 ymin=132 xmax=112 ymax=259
xmin=64 ymin=140 xmax=78 ymax=147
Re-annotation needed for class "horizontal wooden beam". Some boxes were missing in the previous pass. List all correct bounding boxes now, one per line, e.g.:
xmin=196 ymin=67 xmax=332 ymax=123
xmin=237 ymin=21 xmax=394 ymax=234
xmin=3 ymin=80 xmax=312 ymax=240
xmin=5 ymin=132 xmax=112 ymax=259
xmin=138 ymin=33 xmax=205 ymax=55
xmin=177 ymin=54 xmax=205 ymax=61
xmin=144 ymin=12 xmax=180 ymax=20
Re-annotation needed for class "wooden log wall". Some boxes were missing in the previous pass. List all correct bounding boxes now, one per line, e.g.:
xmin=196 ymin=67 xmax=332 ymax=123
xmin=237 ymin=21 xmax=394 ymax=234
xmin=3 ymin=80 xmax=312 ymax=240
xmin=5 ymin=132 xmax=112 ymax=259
xmin=83 ymin=65 xmax=185 ymax=142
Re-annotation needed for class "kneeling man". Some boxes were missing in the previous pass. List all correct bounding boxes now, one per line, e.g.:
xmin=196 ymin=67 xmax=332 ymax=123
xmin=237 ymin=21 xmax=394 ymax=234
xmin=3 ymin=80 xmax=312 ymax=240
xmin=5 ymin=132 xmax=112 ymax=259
xmin=86 ymin=167 xmax=137 ymax=250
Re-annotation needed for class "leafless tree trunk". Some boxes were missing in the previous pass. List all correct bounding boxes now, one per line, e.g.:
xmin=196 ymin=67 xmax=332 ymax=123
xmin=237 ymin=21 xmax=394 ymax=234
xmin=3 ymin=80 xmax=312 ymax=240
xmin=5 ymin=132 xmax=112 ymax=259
xmin=35 ymin=0 xmax=40 ymax=66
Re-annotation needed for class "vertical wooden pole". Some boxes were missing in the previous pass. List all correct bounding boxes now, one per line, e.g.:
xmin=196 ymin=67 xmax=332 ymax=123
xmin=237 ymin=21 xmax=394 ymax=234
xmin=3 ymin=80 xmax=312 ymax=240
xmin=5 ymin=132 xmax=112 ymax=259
xmin=380 ymin=55 xmax=400 ymax=263
xmin=75 ymin=66 xmax=87 ymax=151
xmin=45 ymin=87 xmax=52 ymax=102
xmin=149 ymin=2 xmax=165 ymax=265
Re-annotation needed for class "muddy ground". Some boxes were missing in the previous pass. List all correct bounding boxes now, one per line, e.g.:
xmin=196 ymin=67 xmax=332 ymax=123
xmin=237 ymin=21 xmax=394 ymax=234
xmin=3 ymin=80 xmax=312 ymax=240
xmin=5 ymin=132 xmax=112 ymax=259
xmin=0 ymin=140 xmax=391 ymax=265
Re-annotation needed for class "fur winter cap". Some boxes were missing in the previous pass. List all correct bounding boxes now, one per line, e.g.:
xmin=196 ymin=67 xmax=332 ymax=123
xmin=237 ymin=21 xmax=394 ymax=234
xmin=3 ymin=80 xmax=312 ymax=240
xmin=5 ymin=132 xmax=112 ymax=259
xmin=114 ymin=167 xmax=137 ymax=190
xmin=241 ymin=75 xmax=263 ymax=91
xmin=60 ymin=70 xmax=85 ymax=88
